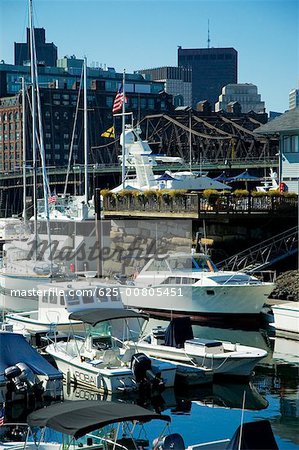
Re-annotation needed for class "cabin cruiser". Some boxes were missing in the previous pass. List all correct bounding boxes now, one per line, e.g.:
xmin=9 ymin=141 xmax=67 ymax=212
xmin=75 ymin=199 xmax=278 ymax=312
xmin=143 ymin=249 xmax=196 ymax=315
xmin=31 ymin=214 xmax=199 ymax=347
xmin=121 ymin=252 xmax=275 ymax=321
xmin=45 ymin=308 xmax=177 ymax=394
xmin=5 ymin=278 xmax=123 ymax=336
xmin=124 ymin=317 xmax=268 ymax=378
xmin=112 ymin=126 xmax=230 ymax=192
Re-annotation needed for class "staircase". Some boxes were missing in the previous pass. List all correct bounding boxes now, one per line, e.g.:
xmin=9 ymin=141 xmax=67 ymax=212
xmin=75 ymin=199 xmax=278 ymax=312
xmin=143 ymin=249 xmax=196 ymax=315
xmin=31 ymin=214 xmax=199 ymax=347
xmin=216 ymin=227 xmax=298 ymax=273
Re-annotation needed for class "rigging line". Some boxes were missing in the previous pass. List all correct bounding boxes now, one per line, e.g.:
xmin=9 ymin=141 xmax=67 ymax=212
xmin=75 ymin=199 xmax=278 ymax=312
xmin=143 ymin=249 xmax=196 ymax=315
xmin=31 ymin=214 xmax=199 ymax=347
xmin=63 ymin=66 xmax=84 ymax=196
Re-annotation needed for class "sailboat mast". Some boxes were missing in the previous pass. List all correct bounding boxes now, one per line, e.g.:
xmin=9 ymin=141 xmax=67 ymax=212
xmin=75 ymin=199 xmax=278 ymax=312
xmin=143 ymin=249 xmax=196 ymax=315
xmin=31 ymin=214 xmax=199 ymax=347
xmin=84 ymin=57 xmax=88 ymax=204
xmin=28 ymin=0 xmax=37 ymax=231
xmin=189 ymin=108 xmax=192 ymax=173
xmin=21 ymin=77 xmax=27 ymax=224
xmin=121 ymin=70 xmax=126 ymax=189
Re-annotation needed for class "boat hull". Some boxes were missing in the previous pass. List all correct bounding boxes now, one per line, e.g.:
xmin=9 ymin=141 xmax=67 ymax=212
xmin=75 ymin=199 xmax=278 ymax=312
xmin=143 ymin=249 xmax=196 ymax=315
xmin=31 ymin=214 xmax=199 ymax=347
xmin=272 ymin=302 xmax=299 ymax=335
xmin=133 ymin=341 xmax=267 ymax=377
xmin=46 ymin=344 xmax=176 ymax=393
xmin=122 ymin=283 xmax=273 ymax=320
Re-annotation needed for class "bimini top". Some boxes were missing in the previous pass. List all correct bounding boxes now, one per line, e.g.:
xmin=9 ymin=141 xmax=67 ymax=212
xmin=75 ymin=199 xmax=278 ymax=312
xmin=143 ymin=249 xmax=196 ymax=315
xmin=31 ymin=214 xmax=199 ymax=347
xmin=69 ymin=308 xmax=148 ymax=326
xmin=27 ymin=400 xmax=170 ymax=438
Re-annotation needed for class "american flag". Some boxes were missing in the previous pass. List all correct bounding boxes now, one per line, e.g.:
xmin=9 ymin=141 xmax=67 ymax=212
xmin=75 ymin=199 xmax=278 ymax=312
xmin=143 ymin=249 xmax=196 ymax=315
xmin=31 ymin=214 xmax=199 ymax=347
xmin=0 ymin=404 xmax=5 ymax=426
xmin=48 ymin=194 xmax=57 ymax=204
xmin=112 ymin=84 xmax=126 ymax=114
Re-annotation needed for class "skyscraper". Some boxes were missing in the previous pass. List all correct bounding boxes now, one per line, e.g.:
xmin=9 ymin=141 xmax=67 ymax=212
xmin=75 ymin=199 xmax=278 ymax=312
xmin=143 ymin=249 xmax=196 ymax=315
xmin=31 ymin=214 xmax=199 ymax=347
xmin=178 ymin=46 xmax=238 ymax=108
xmin=14 ymin=28 xmax=58 ymax=67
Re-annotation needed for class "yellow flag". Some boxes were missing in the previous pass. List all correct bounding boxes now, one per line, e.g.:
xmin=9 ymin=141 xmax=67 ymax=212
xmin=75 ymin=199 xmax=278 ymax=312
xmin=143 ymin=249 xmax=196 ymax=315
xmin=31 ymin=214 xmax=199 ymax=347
xmin=101 ymin=126 xmax=115 ymax=138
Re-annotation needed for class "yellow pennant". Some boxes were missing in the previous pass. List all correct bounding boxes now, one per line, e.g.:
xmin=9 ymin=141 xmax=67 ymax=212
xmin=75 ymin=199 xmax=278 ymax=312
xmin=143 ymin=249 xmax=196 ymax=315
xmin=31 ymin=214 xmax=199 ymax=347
xmin=101 ymin=126 xmax=115 ymax=138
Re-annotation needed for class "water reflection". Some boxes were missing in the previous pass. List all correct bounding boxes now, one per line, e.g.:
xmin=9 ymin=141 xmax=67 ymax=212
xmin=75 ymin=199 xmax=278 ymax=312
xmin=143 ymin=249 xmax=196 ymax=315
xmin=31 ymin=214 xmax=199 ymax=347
xmin=2 ymin=318 xmax=298 ymax=449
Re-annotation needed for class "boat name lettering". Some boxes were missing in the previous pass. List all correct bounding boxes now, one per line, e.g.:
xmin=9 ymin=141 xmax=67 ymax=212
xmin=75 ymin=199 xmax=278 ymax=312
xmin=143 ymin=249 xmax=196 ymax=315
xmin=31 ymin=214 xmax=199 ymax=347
xmin=75 ymin=371 xmax=96 ymax=385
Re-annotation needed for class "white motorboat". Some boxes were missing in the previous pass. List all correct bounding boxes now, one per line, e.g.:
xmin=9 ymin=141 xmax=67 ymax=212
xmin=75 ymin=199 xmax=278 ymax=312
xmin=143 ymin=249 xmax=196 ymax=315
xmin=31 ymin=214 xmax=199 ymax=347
xmin=0 ymin=240 xmax=68 ymax=312
xmin=5 ymin=278 xmax=123 ymax=336
xmin=271 ymin=302 xmax=299 ymax=336
xmin=45 ymin=308 xmax=177 ymax=394
xmin=121 ymin=252 xmax=275 ymax=322
xmin=112 ymin=126 xmax=230 ymax=192
xmin=125 ymin=317 xmax=267 ymax=378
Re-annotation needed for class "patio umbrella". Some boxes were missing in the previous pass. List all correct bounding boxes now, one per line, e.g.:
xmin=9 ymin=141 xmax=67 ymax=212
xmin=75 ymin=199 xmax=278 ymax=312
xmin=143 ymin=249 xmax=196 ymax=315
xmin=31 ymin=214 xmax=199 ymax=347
xmin=229 ymin=170 xmax=261 ymax=190
xmin=213 ymin=171 xmax=233 ymax=183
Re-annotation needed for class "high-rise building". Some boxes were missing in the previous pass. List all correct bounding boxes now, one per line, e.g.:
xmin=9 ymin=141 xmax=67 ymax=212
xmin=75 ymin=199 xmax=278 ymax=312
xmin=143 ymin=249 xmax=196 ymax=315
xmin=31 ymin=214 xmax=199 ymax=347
xmin=215 ymin=83 xmax=265 ymax=113
xmin=137 ymin=66 xmax=192 ymax=107
xmin=14 ymin=28 xmax=58 ymax=67
xmin=178 ymin=46 xmax=238 ymax=108
xmin=0 ymin=63 xmax=173 ymax=173
xmin=289 ymin=88 xmax=299 ymax=110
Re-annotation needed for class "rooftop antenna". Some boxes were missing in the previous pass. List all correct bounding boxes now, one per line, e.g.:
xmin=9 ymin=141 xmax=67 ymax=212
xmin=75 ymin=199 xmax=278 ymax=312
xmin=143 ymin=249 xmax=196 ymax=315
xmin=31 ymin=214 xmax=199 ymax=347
xmin=207 ymin=19 xmax=211 ymax=48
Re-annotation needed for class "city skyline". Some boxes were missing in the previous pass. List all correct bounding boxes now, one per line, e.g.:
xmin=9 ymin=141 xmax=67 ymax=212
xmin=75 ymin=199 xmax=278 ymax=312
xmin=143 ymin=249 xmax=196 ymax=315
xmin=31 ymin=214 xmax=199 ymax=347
xmin=1 ymin=0 xmax=298 ymax=112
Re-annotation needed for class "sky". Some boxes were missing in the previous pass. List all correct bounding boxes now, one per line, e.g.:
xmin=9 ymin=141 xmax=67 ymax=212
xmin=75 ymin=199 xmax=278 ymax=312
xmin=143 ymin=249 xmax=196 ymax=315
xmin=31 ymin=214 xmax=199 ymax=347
xmin=0 ymin=0 xmax=298 ymax=112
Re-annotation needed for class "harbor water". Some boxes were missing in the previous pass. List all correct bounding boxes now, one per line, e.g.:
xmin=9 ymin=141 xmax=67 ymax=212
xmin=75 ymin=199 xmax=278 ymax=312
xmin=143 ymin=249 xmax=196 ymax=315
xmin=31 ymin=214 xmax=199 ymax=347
xmin=5 ymin=318 xmax=299 ymax=450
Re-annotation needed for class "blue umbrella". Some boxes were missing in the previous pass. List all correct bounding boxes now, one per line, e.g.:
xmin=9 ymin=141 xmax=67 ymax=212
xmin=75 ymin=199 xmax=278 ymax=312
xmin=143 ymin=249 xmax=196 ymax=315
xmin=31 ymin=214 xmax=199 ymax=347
xmin=230 ymin=170 xmax=261 ymax=182
xmin=213 ymin=171 xmax=233 ymax=182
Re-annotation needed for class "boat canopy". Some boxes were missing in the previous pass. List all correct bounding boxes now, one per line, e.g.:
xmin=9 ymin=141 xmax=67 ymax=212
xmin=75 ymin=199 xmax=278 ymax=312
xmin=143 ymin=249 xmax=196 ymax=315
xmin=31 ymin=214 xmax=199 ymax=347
xmin=27 ymin=400 xmax=171 ymax=438
xmin=0 ymin=332 xmax=62 ymax=379
xmin=69 ymin=308 xmax=148 ymax=326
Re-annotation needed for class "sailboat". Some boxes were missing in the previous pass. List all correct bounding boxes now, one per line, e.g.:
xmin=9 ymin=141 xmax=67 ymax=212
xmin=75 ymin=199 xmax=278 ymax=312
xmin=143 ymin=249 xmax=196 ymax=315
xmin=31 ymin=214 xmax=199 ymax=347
xmin=32 ymin=57 xmax=95 ymax=222
xmin=0 ymin=0 xmax=69 ymax=312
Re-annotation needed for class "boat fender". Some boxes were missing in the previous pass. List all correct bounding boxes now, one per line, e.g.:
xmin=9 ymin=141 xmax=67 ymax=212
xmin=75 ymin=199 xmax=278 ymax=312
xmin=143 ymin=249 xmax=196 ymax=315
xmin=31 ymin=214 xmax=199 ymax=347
xmin=153 ymin=433 xmax=185 ymax=450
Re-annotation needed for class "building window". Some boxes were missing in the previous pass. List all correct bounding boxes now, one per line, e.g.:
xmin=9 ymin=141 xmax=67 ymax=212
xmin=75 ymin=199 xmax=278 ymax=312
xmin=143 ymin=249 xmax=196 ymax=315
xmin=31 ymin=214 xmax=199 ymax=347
xmin=282 ymin=135 xmax=299 ymax=153
xmin=106 ymin=96 xmax=113 ymax=107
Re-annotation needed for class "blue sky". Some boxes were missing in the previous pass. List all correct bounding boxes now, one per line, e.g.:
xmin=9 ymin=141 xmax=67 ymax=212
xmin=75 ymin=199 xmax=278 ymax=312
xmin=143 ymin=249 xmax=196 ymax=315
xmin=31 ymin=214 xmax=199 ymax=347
xmin=1 ymin=0 xmax=298 ymax=112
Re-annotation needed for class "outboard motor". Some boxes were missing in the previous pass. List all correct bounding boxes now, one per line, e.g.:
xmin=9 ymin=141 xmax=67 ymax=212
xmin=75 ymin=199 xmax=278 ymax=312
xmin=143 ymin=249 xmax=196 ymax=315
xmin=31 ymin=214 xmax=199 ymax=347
xmin=4 ymin=366 xmax=27 ymax=392
xmin=153 ymin=434 xmax=185 ymax=450
xmin=131 ymin=353 xmax=165 ymax=397
xmin=4 ymin=363 xmax=37 ymax=393
xmin=15 ymin=363 xmax=37 ymax=389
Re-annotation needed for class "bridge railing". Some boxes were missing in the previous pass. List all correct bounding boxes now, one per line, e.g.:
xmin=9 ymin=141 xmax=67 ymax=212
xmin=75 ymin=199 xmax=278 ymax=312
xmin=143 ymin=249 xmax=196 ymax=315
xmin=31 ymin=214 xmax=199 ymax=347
xmin=102 ymin=192 xmax=298 ymax=216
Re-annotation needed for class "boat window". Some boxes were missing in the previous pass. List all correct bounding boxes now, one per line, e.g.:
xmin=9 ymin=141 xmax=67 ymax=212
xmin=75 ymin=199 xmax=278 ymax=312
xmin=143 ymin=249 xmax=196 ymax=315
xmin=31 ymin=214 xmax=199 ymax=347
xmin=82 ymin=294 xmax=94 ymax=304
xmin=49 ymin=292 xmax=57 ymax=304
xmin=95 ymin=288 xmax=108 ymax=302
xmin=59 ymin=294 xmax=65 ymax=306
xmin=168 ymin=257 xmax=192 ymax=271
xmin=192 ymin=256 xmax=218 ymax=272
xmin=65 ymin=292 xmax=80 ymax=305
xmin=42 ymin=292 xmax=49 ymax=303
xmin=206 ymin=290 xmax=215 ymax=295
xmin=146 ymin=258 xmax=169 ymax=272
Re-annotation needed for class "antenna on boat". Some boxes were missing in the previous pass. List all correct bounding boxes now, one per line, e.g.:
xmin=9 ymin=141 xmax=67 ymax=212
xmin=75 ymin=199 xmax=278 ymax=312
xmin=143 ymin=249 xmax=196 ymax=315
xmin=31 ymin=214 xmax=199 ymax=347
xmin=207 ymin=19 xmax=211 ymax=48
xmin=238 ymin=390 xmax=246 ymax=450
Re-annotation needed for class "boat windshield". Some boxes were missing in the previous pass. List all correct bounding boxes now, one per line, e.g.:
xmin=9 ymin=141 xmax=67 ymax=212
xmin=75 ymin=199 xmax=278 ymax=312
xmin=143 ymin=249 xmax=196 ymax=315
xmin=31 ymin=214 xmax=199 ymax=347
xmin=192 ymin=255 xmax=218 ymax=272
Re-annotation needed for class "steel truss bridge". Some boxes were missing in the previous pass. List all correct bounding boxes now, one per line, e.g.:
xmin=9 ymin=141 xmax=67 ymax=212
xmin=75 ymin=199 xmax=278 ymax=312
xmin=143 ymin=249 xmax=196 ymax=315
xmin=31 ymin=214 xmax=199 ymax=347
xmin=138 ymin=112 xmax=279 ymax=165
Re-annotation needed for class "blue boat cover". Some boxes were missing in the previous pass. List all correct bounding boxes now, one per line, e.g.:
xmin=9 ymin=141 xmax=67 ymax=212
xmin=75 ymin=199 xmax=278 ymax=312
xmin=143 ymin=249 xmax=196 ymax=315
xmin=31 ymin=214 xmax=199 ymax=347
xmin=0 ymin=332 xmax=62 ymax=379
xmin=164 ymin=317 xmax=194 ymax=348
